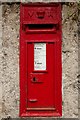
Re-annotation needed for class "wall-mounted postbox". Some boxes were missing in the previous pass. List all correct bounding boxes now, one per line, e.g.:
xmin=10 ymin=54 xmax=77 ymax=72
xmin=20 ymin=3 xmax=62 ymax=117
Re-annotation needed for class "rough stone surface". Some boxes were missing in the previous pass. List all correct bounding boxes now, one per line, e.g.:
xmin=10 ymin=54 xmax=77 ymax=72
xmin=62 ymin=3 xmax=78 ymax=118
xmin=0 ymin=4 xmax=2 ymax=120
xmin=2 ymin=4 xmax=20 ymax=118
xmin=0 ymin=2 xmax=78 ymax=119
xmin=0 ymin=0 xmax=78 ymax=2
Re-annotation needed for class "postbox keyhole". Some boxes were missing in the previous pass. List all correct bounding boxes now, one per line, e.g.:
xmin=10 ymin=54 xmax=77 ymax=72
xmin=33 ymin=77 xmax=37 ymax=82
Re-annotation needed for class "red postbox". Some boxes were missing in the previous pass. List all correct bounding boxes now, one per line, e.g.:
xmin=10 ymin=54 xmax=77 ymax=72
xmin=20 ymin=3 xmax=62 ymax=117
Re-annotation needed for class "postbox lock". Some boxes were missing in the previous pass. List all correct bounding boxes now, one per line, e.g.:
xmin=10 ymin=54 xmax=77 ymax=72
xmin=37 ymin=11 xmax=45 ymax=19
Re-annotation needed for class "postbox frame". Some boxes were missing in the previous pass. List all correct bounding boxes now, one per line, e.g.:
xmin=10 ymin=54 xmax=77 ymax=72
xmin=20 ymin=3 xmax=62 ymax=117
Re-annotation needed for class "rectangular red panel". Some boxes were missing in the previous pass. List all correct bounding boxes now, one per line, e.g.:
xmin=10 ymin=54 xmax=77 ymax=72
xmin=27 ymin=43 xmax=55 ymax=109
xmin=20 ymin=3 xmax=62 ymax=117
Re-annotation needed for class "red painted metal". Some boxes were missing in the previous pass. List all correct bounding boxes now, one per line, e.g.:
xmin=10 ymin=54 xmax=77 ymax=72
xmin=20 ymin=3 xmax=62 ymax=117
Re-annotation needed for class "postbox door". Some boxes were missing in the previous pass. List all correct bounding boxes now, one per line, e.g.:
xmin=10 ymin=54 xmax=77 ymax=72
xmin=27 ymin=42 xmax=55 ymax=110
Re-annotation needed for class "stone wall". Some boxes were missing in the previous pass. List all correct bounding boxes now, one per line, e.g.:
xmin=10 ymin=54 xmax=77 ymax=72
xmin=0 ymin=2 xmax=78 ymax=119
xmin=2 ymin=3 xmax=20 ymax=118
xmin=62 ymin=3 xmax=78 ymax=117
